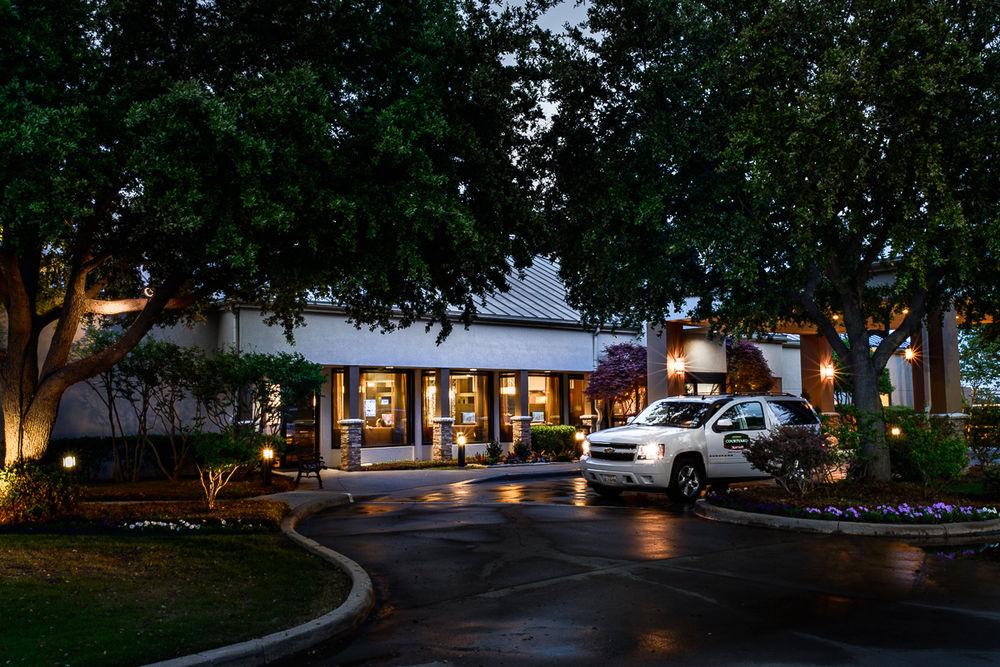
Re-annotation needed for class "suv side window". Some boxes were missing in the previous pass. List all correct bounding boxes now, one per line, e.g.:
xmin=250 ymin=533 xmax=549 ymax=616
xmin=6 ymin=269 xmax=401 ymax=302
xmin=714 ymin=402 xmax=766 ymax=432
xmin=768 ymin=400 xmax=819 ymax=426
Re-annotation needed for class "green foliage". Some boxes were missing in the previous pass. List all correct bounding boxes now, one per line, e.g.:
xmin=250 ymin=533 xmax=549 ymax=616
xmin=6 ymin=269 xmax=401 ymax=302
xmin=485 ymin=440 xmax=504 ymax=464
xmin=192 ymin=429 xmax=277 ymax=510
xmin=530 ymin=425 xmax=577 ymax=460
xmin=743 ymin=426 xmax=840 ymax=497
xmin=967 ymin=405 xmax=1000 ymax=468
xmin=542 ymin=0 xmax=1000 ymax=480
xmin=0 ymin=463 xmax=79 ymax=525
xmin=194 ymin=349 xmax=324 ymax=434
xmin=512 ymin=438 xmax=532 ymax=461
xmin=1 ymin=0 xmax=544 ymax=464
xmin=960 ymin=327 xmax=1000 ymax=405
xmin=884 ymin=408 xmax=968 ymax=488
xmin=983 ymin=465 xmax=1000 ymax=498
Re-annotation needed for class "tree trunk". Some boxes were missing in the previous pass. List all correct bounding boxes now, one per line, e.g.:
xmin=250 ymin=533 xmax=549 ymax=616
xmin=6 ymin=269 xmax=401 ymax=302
xmin=847 ymin=349 xmax=890 ymax=482
xmin=1 ymin=387 xmax=59 ymax=466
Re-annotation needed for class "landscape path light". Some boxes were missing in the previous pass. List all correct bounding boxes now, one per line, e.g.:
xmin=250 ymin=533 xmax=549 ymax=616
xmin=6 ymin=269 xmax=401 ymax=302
xmin=456 ymin=432 xmax=467 ymax=467
xmin=61 ymin=454 xmax=77 ymax=471
xmin=261 ymin=446 xmax=275 ymax=486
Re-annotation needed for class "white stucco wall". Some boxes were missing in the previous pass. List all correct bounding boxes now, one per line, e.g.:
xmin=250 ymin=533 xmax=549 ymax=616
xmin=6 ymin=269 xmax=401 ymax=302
xmin=231 ymin=307 xmax=641 ymax=372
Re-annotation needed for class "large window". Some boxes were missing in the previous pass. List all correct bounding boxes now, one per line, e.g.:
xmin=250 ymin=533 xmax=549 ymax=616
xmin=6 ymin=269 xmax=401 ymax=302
xmin=451 ymin=373 xmax=491 ymax=443
xmin=499 ymin=374 xmax=517 ymax=442
xmin=568 ymin=376 xmax=590 ymax=428
xmin=529 ymin=374 xmax=561 ymax=425
xmin=360 ymin=370 xmax=409 ymax=446
xmin=423 ymin=372 xmax=492 ymax=443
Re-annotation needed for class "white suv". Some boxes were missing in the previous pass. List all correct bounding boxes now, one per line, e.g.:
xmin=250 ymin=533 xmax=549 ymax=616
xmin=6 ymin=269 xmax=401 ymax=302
xmin=579 ymin=394 xmax=820 ymax=502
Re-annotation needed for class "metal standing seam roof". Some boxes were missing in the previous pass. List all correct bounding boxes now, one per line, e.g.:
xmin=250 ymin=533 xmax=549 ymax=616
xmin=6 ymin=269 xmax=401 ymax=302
xmin=303 ymin=257 xmax=588 ymax=327
xmin=472 ymin=258 xmax=583 ymax=325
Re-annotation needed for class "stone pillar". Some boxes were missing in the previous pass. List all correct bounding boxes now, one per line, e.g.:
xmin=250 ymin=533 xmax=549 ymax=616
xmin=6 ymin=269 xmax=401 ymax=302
xmin=432 ymin=417 xmax=454 ymax=461
xmin=338 ymin=419 xmax=363 ymax=471
xmin=580 ymin=414 xmax=598 ymax=434
xmin=512 ymin=415 xmax=533 ymax=452
xmin=799 ymin=334 xmax=835 ymax=414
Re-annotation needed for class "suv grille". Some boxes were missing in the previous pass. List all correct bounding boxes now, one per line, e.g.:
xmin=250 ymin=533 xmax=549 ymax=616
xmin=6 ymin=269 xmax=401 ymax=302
xmin=590 ymin=447 xmax=635 ymax=462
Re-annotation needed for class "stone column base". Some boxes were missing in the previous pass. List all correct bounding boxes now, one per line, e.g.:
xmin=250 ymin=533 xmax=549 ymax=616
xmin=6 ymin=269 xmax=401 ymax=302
xmin=432 ymin=417 xmax=455 ymax=461
xmin=580 ymin=414 xmax=598 ymax=434
xmin=338 ymin=419 xmax=364 ymax=471
xmin=512 ymin=416 xmax=533 ymax=454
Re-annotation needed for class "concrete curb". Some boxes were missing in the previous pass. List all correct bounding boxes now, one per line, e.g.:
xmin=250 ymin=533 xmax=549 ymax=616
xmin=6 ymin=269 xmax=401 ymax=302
xmin=695 ymin=500 xmax=1000 ymax=538
xmin=147 ymin=495 xmax=374 ymax=667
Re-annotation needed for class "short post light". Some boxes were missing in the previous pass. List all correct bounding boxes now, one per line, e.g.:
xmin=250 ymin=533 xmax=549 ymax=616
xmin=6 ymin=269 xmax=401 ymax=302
xmin=456 ymin=432 xmax=467 ymax=467
xmin=890 ymin=426 xmax=902 ymax=437
xmin=261 ymin=446 xmax=275 ymax=486
xmin=575 ymin=430 xmax=586 ymax=457
xmin=61 ymin=454 xmax=77 ymax=471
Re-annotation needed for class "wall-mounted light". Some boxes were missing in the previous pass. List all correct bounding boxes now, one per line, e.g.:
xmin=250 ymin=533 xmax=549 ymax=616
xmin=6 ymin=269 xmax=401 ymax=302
xmin=904 ymin=348 xmax=916 ymax=363
xmin=667 ymin=357 xmax=686 ymax=375
xmin=820 ymin=363 xmax=835 ymax=381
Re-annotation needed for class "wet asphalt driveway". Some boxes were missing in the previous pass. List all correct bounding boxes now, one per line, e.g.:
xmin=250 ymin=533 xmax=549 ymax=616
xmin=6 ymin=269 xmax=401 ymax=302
xmin=293 ymin=475 xmax=1000 ymax=666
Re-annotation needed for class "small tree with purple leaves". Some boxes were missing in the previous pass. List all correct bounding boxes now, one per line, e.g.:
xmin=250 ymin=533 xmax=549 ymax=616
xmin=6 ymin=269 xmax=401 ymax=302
xmin=726 ymin=341 xmax=775 ymax=394
xmin=586 ymin=343 xmax=647 ymax=424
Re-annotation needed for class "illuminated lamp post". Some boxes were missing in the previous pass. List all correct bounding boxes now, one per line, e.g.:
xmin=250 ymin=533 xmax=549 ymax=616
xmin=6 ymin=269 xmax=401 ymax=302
xmin=261 ymin=446 xmax=275 ymax=486
xmin=456 ymin=432 xmax=467 ymax=467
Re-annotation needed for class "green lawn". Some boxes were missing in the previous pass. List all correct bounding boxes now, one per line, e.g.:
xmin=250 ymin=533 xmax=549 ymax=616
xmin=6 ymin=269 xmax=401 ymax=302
xmin=0 ymin=532 xmax=351 ymax=666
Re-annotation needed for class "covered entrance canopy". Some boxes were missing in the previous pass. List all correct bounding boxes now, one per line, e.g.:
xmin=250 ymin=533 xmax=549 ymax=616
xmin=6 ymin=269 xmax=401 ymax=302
xmin=647 ymin=307 xmax=972 ymax=416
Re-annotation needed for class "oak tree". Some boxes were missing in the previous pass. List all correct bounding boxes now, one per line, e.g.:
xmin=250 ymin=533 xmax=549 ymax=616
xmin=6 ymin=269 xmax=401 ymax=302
xmin=544 ymin=0 xmax=1000 ymax=480
xmin=0 ymin=0 xmax=543 ymax=463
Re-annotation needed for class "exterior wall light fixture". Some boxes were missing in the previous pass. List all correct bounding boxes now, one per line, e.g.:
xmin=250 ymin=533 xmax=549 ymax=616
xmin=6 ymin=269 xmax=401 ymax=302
xmin=904 ymin=348 xmax=916 ymax=363
xmin=820 ymin=363 xmax=835 ymax=381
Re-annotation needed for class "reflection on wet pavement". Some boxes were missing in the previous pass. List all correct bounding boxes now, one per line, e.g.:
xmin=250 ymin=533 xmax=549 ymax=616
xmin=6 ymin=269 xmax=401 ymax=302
xmin=379 ymin=475 xmax=690 ymax=511
xmin=292 ymin=476 xmax=1000 ymax=666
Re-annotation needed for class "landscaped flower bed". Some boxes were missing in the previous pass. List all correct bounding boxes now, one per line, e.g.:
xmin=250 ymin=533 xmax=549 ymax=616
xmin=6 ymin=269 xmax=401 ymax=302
xmin=709 ymin=490 xmax=1000 ymax=525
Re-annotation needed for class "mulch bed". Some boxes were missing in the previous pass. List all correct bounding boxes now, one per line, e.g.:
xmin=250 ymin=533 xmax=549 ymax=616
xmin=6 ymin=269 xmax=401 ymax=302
xmin=79 ymin=475 xmax=295 ymax=502
xmin=726 ymin=480 xmax=996 ymax=510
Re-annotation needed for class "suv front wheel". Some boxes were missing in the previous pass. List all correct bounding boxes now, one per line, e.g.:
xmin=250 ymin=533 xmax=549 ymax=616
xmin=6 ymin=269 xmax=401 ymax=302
xmin=668 ymin=458 xmax=705 ymax=503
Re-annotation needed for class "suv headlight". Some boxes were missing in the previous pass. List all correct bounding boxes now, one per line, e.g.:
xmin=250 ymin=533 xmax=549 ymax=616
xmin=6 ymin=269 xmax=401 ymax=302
xmin=635 ymin=443 xmax=665 ymax=461
xmin=581 ymin=438 xmax=591 ymax=457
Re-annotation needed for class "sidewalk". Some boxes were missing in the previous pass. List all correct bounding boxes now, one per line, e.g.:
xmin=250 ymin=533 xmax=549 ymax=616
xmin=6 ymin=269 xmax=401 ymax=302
xmin=261 ymin=462 xmax=579 ymax=509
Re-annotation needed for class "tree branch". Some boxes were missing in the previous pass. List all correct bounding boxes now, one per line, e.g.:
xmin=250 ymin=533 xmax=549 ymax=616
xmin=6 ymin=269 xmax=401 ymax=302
xmin=84 ymin=294 xmax=198 ymax=316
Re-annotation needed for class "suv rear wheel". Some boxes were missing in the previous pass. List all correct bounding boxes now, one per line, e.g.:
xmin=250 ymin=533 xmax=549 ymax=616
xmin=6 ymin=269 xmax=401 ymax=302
xmin=668 ymin=458 xmax=705 ymax=503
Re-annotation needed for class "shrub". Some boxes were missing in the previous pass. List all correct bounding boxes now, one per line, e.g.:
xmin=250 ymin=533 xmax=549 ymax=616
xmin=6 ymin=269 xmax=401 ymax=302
xmin=512 ymin=438 xmax=532 ymax=461
xmin=0 ymin=463 xmax=80 ymax=524
xmin=530 ymin=425 xmax=577 ymax=460
xmin=743 ymin=426 xmax=841 ymax=497
xmin=485 ymin=440 xmax=504 ymax=464
xmin=984 ymin=465 xmax=1000 ymax=498
xmin=885 ymin=409 xmax=968 ymax=488
xmin=968 ymin=405 xmax=1000 ymax=467
xmin=193 ymin=430 xmax=274 ymax=510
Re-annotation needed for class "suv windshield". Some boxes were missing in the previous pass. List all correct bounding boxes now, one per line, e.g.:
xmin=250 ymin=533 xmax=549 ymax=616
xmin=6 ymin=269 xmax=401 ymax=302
xmin=632 ymin=400 xmax=726 ymax=428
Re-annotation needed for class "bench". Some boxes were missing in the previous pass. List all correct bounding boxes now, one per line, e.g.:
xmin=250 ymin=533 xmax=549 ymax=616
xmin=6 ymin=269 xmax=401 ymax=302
xmin=292 ymin=451 xmax=326 ymax=489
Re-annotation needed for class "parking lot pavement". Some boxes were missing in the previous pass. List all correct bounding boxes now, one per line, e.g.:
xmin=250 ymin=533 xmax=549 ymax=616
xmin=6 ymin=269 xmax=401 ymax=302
xmin=289 ymin=477 xmax=1000 ymax=666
